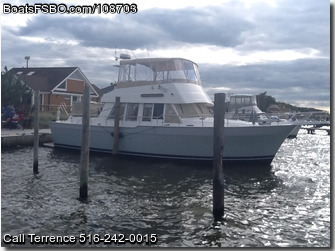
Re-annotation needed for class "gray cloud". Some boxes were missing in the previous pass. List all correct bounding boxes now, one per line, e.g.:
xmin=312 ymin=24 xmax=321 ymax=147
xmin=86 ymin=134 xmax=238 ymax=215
xmin=13 ymin=5 xmax=253 ymax=50
xmin=201 ymin=58 xmax=330 ymax=107
xmin=1 ymin=0 xmax=330 ymax=110
xmin=237 ymin=0 xmax=330 ymax=56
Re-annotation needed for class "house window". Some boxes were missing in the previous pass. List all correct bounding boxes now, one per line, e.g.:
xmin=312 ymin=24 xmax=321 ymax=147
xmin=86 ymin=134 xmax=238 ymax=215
xmin=16 ymin=71 xmax=23 ymax=75
xmin=56 ymin=81 xmax=67 ymax=90
xmin=27 ymin=71 xmax=35 ymax=76
xmin=72 ymin=96 xmax=82 ymax=103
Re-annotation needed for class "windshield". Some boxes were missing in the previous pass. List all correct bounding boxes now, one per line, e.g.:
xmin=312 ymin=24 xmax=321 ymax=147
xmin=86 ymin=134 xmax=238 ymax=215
xmin=118 ymin=58 xmax=201 ymax=85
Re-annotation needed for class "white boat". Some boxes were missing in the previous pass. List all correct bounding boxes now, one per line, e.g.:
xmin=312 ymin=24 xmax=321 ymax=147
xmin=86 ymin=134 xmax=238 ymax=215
xmin=50 ymin=57 xmax=295 ymax=165
xmin=226 ymin=94 xmax=303 ymax=138
xmin=226 ymin=94 xmax=265 ymax=122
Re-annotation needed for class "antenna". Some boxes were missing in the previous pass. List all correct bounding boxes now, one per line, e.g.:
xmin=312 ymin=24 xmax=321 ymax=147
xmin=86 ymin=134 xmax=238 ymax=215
xmin=25 ymin=56 xmax=30 ymax=68
xmin=114 ymin=46 xmax=119 ymax=61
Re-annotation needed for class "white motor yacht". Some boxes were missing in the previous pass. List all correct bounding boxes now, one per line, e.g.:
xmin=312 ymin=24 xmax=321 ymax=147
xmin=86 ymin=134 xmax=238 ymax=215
xmin=50 ymin=57 xmax=295 ymax=165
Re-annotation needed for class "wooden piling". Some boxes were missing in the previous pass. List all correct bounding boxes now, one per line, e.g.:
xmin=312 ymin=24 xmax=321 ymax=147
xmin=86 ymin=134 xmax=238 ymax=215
xmin=33 ymin=90 xmax=39 ymax=174
xmin=113 ymin=96 xmax=121 ymax=155
xmin=56 ymin=106 xmax=60 ymax=121
xmin=79 ymin=84 xmax=90 ymax=201
xmin=212 ymin=93 xmax=226 ymax=221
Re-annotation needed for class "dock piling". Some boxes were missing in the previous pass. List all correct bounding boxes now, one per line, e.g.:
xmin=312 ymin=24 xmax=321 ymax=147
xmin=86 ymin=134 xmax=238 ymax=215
xmin=33 ymin=90 xmax=39 ymax=174
xmin=113 ymin=96 xmax=121 ymax=155
xmin=56 ymin=106 xmax=60 ymax=121
xmin=79 ymin=84 xmax=90 ymax=201
xmin=212 ymin=93 xmax=226 ymax=221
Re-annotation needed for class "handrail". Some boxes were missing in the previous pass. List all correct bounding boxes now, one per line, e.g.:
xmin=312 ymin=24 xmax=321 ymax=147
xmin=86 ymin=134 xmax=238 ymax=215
xmin=59 ymin=102 xmax=69 ymax=117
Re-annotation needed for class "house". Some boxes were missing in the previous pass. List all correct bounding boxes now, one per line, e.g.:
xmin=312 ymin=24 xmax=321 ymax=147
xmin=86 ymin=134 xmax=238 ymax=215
xmin=9 ymin=67 xmax=101 ymax=112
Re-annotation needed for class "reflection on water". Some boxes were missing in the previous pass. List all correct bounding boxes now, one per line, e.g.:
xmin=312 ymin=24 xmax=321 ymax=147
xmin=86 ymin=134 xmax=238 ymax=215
xmin=1 ymin=130 xmax=330 ymax=247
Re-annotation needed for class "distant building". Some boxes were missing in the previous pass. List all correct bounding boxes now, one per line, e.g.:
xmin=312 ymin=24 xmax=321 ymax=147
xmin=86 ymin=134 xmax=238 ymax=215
xmin=9 ymin=67 xmax=101 ymax=111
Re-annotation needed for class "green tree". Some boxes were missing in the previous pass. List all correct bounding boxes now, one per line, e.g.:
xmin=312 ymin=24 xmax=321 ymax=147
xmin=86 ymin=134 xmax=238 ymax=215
xmin=1 ymin=67 xmax=32 ymax=112
xmin=256 ymin=92 xmax=277 ymax=112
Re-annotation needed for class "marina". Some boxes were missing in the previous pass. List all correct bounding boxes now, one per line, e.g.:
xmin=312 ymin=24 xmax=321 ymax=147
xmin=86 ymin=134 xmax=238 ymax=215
xmin=1 ymin=0 xmax=330 ymax=248
xmin=1 ymin=71 xmax=331 ymax=247
xmin=1 ymin=54 xmax=330 ymax=248
xmin=1 ymin=129 xmax=330 ymax=247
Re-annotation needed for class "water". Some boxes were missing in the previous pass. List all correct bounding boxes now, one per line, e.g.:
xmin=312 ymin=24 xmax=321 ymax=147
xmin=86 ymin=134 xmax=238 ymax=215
xmin=1 ymin=130 xmax=330 ymax=247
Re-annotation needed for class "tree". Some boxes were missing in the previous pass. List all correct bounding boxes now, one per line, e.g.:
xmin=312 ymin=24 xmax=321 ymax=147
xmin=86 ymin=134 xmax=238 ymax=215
xmin=1 ymin=67 xmax=32 ymax=113
xmin=256 ymin=92 xmax=277 ymax=112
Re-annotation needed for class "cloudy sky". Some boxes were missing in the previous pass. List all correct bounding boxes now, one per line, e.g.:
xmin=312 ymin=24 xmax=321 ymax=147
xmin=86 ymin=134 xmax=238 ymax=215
xmin=1 ymin=0 xmax=331 ymax=111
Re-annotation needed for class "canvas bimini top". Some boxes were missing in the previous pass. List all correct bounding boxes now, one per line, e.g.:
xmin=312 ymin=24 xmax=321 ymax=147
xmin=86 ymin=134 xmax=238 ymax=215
xmin=116 ymin=58 xmax=201 ymax=88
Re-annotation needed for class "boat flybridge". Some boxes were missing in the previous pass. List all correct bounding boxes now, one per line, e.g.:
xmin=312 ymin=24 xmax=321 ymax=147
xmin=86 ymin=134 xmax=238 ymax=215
xmin=50 ymin=57 xmax=295 ymax=165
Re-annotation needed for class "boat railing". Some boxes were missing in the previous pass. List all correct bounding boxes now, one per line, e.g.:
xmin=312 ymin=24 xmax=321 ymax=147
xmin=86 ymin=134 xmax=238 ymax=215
xmin=95 ymin=114 xmax=216 ymax=127
xmin=226 ymin=110 xmax=330 ymax=127
xmin=264 ymin=111 xmax=330 ymax=123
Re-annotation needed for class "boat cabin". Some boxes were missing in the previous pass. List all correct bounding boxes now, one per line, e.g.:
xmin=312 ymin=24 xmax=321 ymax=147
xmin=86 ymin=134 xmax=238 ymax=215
xmin=98 ymin=58 xmax=214 ymax=126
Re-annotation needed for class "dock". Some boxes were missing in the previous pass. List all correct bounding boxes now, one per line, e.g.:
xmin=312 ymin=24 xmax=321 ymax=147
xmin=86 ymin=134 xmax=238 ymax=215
xmin=301 ymin=126 xmax=330 ymax=135
xmin=1 ymin=128 xmax=53 ymax=148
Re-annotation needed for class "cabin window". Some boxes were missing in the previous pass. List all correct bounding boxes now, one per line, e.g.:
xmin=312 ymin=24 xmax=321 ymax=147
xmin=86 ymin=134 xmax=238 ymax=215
xmin=118 ymin=63 xmax=154 ymax=82
xmin=142 ymin=103 xmax=153 ymax=121
xmin=244 ymin=97 xmax=252 ymax=105
xmin=118 ymin=59 xmax=201 ymax=85
xmin=153 ymin=103 xmax=164 ymax=119
xmin=135 ymin=64 xmax=153 ymax=81
xmin=125 ymin=103 xmax=139 ymax=121
xmin=183 ymin=60 xmax=199 ymax=83
xmin=118 ymin=64 xmax=130 ymax=82
xmin=108 ymin=103 xmax=125 ymax=119
xmin=165 ymin=104 xmax=180 ymax=123
xmin=175 ymin=104 xmax=198 ymax=118
xmin=195 ymin=103 xmax=212 ymax=117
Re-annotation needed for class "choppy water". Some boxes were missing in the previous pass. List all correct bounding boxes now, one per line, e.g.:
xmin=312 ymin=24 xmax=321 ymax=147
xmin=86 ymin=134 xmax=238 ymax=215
xmin=1 ymin=129 xmax=330 ymax=247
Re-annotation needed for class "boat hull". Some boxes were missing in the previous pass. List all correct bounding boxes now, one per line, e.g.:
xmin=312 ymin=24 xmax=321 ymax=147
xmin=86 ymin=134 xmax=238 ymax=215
xmin=287 ymin=125 xmax=301 ymax=138
xmin=50 ymin=122 xmax=295 ymax=165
